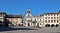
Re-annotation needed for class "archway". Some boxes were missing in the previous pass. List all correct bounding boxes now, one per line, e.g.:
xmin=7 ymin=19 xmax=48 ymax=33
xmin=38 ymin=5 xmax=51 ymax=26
xmin=56 ymin=24 xmax=59 ymax=27
xmin=45 ymin=24 xmax=50 ymax=27
xmin=51 ymin=24 xmax=55 ymax=27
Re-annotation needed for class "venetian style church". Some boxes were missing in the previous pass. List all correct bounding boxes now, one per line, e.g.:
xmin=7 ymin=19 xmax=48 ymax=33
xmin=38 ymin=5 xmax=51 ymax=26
xmin=23 ymin=9 xmax=44 ymax=27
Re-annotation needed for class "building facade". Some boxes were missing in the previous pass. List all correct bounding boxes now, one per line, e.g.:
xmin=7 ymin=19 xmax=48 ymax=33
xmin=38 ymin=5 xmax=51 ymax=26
xmin=6 ymin=15 xmax=22 ymax=26
xmin=23 ymin=9 xmax=60 ymax=27
xmin=0 ymin=9 xmax=60 ymax=27
xmin=0 ymin=12 xmax=22 ymax=27
xmin=23 ymin=9 xmax=44 ymax=27
xmin=43 ymin=13 xmax=60 ymax=27
xmin=0 ymin=12 xmax=7 ymax=27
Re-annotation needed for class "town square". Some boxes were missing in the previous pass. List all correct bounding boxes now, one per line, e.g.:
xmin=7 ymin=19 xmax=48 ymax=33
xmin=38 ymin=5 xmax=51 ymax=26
xmin=0 ymin=0 xmax=60 ymax=33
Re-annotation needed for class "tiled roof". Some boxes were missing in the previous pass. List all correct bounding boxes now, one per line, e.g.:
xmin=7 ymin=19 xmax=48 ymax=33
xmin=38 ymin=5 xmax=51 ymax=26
xmin=7 ymin=15 xmax=22 ymax=18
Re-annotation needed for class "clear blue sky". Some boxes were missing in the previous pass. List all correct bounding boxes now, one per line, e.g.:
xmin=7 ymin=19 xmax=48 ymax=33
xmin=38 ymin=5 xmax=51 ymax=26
xmin=0 ymin=0 xmax=60 ymax=15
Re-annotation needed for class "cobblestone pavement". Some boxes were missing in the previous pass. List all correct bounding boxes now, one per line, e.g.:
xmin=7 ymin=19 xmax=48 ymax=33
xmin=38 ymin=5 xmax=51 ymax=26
xmin=0 ymin=26 xmax=60 ymax=33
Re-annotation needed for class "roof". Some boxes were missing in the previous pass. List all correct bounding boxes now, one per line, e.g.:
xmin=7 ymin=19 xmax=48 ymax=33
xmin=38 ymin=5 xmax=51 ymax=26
xmin=42 ymin=12 xmax=60 ymax=16
xmin=7 ymin=15 xmax=22 ymax=18
xmin=0 ymin=12 xmax=7 ymax=15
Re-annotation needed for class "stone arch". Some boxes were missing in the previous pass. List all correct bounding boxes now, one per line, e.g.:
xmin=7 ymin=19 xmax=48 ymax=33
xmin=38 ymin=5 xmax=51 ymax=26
xmin=51 ymin=24 xmax=55 ymax=27
xmin=56 ymin=24 xmax=59 ymax=27
xmin=45 ymin=24 xmax=50 ymax=27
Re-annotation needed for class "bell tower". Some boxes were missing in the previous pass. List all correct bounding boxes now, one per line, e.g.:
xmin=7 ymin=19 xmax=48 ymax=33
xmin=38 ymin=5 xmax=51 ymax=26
xmin=25 ymin=8 xmax=33 ymax=17
xmin=26 ymin=9 xmax=30 ymax=13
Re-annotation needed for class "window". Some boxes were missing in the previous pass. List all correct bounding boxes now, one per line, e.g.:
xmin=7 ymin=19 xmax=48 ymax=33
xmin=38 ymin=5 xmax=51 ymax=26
xmin=57 ymin=20 xmax=58 ymax=23
xmin=35 ymin=19 xmax=36 ymax=22
xmin=57 ymin=14 xmax=58 ymax=16
xmin=48 ymin=20 xmax=50 ymax=23
xmin=48 ymin=14 xmax=50 ymax=16
xmin=57 ymin=17 xmax=58 ymax=19
xmin=54 ymin=14 xmax=55 ymax=16
xmin=51 ymin=20 xmax=53 ymax=23
xmin=45 ymin=15 xmax=47 ymax=16
xmin=54 ymin=20 xmax=56 ymax=23
xmin=54 ymin=17 xmax=55 ymax=19
xmin=45 ymin=20 xmax=47 ymax=23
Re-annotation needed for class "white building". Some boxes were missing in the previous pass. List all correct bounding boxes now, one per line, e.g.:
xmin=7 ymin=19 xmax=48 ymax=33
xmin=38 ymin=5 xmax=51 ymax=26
xmin=43 ymin=12 xmax=60 ymax=27
xmin=23 ymin=9 xmax=60 ymax=27
xmin=23 ymin=9 xmax=43 ymax=27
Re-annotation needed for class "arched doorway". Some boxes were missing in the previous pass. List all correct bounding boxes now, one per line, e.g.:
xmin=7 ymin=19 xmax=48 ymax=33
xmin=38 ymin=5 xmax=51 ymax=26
xmin=37 ymin=23 xmax=39 ymax=27
xmin=45 ymin=24 xmax=50 ymax=27
xmin=51 ymin=24 xmax=55 ymax=27
xmin=56 ymin=24 xmax=59 ymax=27
xmin=28 ymin=23 xmax=30 ymax=26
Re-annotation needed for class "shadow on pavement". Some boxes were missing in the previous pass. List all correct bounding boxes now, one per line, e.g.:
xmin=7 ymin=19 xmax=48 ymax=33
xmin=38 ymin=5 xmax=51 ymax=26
xmin=0 ymin=27 xmax=37 ymax=32
xmin=51 ymin=32 xmax=60 ymax=33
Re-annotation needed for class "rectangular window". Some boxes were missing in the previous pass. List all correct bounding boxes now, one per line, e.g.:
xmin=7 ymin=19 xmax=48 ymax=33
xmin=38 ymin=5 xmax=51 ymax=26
xmin=54 ymin=14 xmax=55 ymax=16
xmin=48 ymin=20 xmax=50 ymax=23
xmin=57 ymin=20 xmax=58 ymax=23
xmin=57 ymin=17 xmax=58 ymax=19
xmin=54 ymin=20 xmax=56 ymax=23
xmin=45 ymin=20 xmax=47 ymax=23
xmin=48 ymin=14 xmax=50 ymax=16
xmin=45 ymin=15 xmax=47 ymax=16
xmin=57 ymin=14 xmax=58 ymax=16
xmin=54 ymin=17 xmax=55 ymax=19
xmin=51 ymin=20 xmax=53 ymax=23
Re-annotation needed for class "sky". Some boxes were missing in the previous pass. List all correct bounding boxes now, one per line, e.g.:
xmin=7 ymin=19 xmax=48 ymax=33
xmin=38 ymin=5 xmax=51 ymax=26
xmin=0 ymin=0 xmax=60 ymax=15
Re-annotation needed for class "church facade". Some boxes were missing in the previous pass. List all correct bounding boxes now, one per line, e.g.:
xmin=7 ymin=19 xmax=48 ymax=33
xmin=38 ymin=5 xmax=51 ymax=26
xmin=23 ymin=9 xmax=44 ymax=27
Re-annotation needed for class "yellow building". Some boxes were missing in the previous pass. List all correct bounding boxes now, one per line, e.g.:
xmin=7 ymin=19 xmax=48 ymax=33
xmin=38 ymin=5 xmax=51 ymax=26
xmin=6 ymin=15 xmax=22 ymax=26
xmin=0 ymin=12 xmax=22 ymax=27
